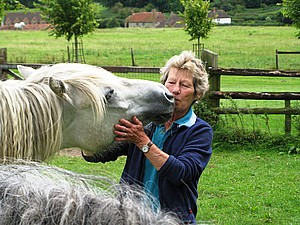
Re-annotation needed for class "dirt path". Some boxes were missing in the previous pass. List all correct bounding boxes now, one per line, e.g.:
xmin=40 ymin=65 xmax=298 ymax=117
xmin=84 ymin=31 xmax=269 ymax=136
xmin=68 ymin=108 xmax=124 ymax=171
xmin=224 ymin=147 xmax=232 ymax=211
xmin=58 ymin=148 xmax=82 ymax=157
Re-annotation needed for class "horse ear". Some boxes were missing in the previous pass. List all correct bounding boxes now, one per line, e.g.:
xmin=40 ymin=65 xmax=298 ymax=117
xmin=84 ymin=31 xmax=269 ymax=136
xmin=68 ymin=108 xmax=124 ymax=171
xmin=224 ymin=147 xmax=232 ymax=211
xmin=49 ymin=77 xmax=66 ymax=97
xmin=17 ymin=65 xmax=36 ymax=79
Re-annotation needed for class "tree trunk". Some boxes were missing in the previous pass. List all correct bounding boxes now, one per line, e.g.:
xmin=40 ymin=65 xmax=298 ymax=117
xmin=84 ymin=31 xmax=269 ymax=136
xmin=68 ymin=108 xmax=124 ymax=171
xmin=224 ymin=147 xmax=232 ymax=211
xmin=74 ymin=36 xmax=78 ymax=63
xmin=197 ymin=37 xmax=201 ymax=58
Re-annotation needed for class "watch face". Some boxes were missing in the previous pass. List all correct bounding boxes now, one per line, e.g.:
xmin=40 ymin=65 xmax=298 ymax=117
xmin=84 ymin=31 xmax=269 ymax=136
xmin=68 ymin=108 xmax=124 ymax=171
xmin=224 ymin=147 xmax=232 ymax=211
xmin=141 ymin=145 xmax=149 ymax=153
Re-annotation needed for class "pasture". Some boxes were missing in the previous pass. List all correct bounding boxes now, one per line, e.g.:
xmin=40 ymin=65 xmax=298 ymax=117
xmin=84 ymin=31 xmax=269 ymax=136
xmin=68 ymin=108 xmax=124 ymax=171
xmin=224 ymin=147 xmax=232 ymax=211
xmin=1 ymin=26 xmax=300 ymax=224
xmin=1 ymin=26 xmax=300 ymax=70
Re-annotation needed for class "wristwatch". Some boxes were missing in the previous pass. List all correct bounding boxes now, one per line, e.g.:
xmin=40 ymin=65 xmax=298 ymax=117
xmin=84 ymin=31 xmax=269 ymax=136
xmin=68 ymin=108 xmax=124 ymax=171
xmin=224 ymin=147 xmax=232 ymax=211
xmin=141 ymin=141 xmax=154 ymax=153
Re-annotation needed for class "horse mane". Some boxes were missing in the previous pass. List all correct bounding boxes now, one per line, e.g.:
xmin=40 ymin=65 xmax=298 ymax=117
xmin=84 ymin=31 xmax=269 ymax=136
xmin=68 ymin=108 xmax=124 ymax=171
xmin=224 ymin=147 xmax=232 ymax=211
xmin=24 ymin=63 xmax=119 ymax=121
xmin=0 ymin=81 xmax=62 ymax=161
xmin=0 ymin=161 xmax=180 ymax=225
xmin=0 ymin=63 xmax=115 ymax=161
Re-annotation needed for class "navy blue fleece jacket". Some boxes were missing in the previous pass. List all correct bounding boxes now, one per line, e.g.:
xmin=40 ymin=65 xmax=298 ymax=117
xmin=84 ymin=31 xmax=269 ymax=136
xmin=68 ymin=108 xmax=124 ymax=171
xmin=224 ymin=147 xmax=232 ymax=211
xmin=82 ymin=118 xmax=213 ymax=223
xmin=121 ymin=118 xmax=212 ymax=223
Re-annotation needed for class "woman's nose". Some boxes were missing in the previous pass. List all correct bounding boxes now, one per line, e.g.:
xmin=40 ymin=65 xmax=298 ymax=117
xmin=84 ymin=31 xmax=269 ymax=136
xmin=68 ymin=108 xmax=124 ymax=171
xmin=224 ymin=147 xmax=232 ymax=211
xmin=172 ymin=85 xmax=181 ymax=94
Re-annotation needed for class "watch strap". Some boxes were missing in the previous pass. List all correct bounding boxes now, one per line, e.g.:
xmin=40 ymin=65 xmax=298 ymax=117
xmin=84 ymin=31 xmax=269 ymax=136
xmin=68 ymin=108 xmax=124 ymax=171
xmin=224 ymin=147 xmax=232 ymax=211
xmin=147 ymin=140 xmax=154 ymax=148
xmin=141 ymin=140 xmax=153 ymax=153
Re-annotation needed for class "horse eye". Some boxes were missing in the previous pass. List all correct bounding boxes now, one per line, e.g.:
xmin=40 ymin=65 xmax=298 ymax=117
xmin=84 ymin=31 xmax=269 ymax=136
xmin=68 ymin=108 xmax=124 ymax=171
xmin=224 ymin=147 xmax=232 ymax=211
xmin=105 ymin=88 xmax=114 ymax=101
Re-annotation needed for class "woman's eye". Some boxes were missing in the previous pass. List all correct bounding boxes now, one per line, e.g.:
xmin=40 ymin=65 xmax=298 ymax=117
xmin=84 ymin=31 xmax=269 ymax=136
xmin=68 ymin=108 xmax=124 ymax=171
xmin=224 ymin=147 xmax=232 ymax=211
xmin=182 ymin=83 xmax=190 ymax=88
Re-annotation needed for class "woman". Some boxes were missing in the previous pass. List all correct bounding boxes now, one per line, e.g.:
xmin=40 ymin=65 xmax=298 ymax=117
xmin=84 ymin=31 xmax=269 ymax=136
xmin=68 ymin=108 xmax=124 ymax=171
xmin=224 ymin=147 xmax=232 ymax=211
xmin=83 ymin=51 xmax=213 ymax=224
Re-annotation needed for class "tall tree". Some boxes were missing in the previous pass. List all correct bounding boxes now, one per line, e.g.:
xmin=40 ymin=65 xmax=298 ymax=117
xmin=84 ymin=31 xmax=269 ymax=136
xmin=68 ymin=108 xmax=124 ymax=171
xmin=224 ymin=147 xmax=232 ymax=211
xmin=19 ymin=0 xmax=38 ymax=8
xmin=95 ymin=0 xmax=183 ymax=12
xmin=245 ymin=0 xmax=261 ymax=8
xmin=282 ymin=0 xmax=300 ymax=38
xmin=1 ymin=0 xmax=25 ymax=24
xmin=37 ymin=0 xmax=97 ymax=62
xmin=0 ymin=0 xmax=4 ymax=24
xmin=179 ymin=0 xmax=214 ymax=57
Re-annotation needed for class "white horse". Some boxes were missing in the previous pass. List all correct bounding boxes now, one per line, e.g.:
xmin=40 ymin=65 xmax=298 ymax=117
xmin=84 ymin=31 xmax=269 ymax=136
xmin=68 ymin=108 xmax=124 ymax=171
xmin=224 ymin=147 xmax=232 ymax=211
xmin=0 ymin=63 xmax=174 ymax=161
xmin=14 ymin=22 xmax=25 ymax=30
xmin=0 ymin=161 xmax=180 ymax=224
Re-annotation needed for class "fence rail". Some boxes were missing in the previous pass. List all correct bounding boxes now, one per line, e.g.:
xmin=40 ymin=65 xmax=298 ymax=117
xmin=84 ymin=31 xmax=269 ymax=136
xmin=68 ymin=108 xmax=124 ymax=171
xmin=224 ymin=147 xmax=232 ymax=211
xmin=1 ymin=48 xmax=300 ymax=135
xmin=275 ymin=49 xmax=300 ymax=70
xmin=207 ymin=67 xmax=300 ymax=134
xmin=210 ymin=67 xmax=300 ymax=77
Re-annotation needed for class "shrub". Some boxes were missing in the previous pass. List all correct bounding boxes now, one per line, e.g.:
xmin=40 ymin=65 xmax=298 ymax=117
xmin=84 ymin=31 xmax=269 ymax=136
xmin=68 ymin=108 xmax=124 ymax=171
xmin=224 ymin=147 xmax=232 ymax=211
xmin=194 ymin=100 xmax=300 ymax=153
xmin=193 ymin=99 xmax=218 ymax=128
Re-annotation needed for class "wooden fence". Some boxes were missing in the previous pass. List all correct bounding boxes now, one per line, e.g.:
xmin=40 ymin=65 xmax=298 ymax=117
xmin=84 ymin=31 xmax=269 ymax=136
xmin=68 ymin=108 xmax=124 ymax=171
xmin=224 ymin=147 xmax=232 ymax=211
xmin=1 ymin=48 xmax=300 ymax=134
xmin=275 ymin=49 xmax=300 ymax=70
xmin=207 ymin=68 xmax=300 ymax=134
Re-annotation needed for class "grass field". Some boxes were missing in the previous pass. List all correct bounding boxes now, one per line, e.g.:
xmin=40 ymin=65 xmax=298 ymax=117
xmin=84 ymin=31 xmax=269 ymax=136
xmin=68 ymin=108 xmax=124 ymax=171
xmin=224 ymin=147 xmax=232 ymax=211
xmin=197 ymin=149 xmax=300 ymax=224
xmin=1 ymin=26 xmax=300 ymax=70
xmin=219 ymin=75 xmax=300 ymax=135
xmin=2 ymin=26 xmax=300 ymax=224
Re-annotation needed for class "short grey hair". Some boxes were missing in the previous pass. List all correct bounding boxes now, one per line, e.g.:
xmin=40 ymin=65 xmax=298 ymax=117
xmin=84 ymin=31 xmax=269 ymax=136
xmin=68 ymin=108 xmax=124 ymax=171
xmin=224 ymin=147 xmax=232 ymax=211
xmin=160 ymin=51 xmax=209 ymax=99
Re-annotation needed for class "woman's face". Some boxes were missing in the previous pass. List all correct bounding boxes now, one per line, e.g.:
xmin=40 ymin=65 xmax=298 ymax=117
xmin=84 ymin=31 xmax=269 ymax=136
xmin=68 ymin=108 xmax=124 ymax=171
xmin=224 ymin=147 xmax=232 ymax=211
xmin=165 ymin=67 xmax=200 ymax=119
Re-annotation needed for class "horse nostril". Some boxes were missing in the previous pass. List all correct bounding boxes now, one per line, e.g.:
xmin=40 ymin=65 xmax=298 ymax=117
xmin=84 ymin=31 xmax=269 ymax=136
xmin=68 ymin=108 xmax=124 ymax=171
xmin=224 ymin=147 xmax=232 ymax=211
xmin=165 ymin=92 xmax=175 ymax=104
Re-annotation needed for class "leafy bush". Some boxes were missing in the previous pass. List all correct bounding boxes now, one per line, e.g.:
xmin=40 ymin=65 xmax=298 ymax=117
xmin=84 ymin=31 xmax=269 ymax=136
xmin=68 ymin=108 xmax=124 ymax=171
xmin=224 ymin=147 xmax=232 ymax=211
xmin=194 ymin=100 xmax=300 ymax=154
xmin=193 ymin=99 xmax=218 ymax=128
xmin=97 ymin=18 xmax=123 ymax=28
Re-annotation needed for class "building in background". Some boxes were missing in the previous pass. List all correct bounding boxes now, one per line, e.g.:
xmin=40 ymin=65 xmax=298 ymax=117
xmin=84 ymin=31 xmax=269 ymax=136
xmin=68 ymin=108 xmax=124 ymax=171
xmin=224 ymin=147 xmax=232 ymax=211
xmin=125 ymin=11 xmax=165 ymax=28
xmin=208 ymin=9 xmax=231 ymax=24
xmin=1 ymin=12 xmax=49 ymax=30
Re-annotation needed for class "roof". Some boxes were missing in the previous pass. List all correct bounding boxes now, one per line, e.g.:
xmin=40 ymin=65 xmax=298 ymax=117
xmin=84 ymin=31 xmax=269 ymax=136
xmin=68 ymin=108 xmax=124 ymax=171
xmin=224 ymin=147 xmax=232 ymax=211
xmin=208 ymin=9 xmax=231 ymax=19
xmin=4 ymin=12 xmax=46 ymax=24
xmin=125 ymin=11 xmax=165 ymax=23
xmin=1 ymin=11 xmax=49 ymax=30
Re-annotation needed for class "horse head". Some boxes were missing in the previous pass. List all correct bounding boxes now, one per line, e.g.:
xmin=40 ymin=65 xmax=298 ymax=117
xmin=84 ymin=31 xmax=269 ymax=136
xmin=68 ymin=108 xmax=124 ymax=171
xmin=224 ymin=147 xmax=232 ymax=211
xmin=16 ymin=63 xmax=174 ymax=160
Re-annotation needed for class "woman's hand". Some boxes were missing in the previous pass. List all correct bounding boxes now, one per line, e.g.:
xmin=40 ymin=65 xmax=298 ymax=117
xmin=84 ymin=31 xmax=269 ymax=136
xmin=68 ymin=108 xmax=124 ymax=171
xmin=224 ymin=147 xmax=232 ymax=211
xmin=114 ymin=116 xmax=149 ymax=149
xmin=115 ymin=116 xmax=169 ymax=170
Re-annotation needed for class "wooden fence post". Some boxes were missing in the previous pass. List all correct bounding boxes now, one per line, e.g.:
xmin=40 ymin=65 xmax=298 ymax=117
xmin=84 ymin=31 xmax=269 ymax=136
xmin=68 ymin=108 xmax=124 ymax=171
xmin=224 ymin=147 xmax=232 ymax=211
xmin=275 ymin=49 xmax=279 ymax=70
xmin=285 ymin=100 xmax=291 ymax=135
xmin=201 ymin=49 xmax=220 ymax=108
xmin=0 ymin=48 xmax=7 ymax=80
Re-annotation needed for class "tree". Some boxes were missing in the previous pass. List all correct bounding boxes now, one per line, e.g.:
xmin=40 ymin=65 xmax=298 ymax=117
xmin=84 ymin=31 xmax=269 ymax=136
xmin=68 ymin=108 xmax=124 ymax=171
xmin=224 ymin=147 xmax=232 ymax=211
xmin=0 ymin=0 xmax=4 ymax=24
xmin=19 ymin=0 xmax=38 ymax=8
xmin=245 ymin=0 xmax=261 ymax=8
xmin=179 ymin=0 xmax=214 ymax=58
xmin=37 ymin=0 xmax=97 ymax=62
xmin=282 ymin=0 xmax=300 ymax=38
xmin=95 ymin=0 xmax=183 ymax=12
xmin=1 ymin=0 xmax=25 ymax=24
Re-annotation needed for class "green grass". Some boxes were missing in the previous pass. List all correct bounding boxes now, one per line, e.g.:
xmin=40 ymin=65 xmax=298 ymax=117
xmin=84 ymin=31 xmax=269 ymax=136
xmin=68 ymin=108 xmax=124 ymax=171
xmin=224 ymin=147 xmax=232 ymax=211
xmin=1 ymin=26 xmax=300 ymax=70
xmin=197 ymin=149 xmax=300 ymax=224
xmin=218 ymin=75 xmax=300 ymax=135
xmin=230 ymin=4 xmax=283 ymax=25
xmin=50 ymin=155 xmax=125 ymax=182
xmin=205 ymin=26 xmax=300 ymax=70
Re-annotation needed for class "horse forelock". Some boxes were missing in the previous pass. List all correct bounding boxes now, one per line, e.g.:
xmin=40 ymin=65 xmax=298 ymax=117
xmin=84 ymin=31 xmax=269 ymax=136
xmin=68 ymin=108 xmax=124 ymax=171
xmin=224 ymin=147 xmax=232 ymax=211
xmin=0 ymin=81 xmax=63 ymax=161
